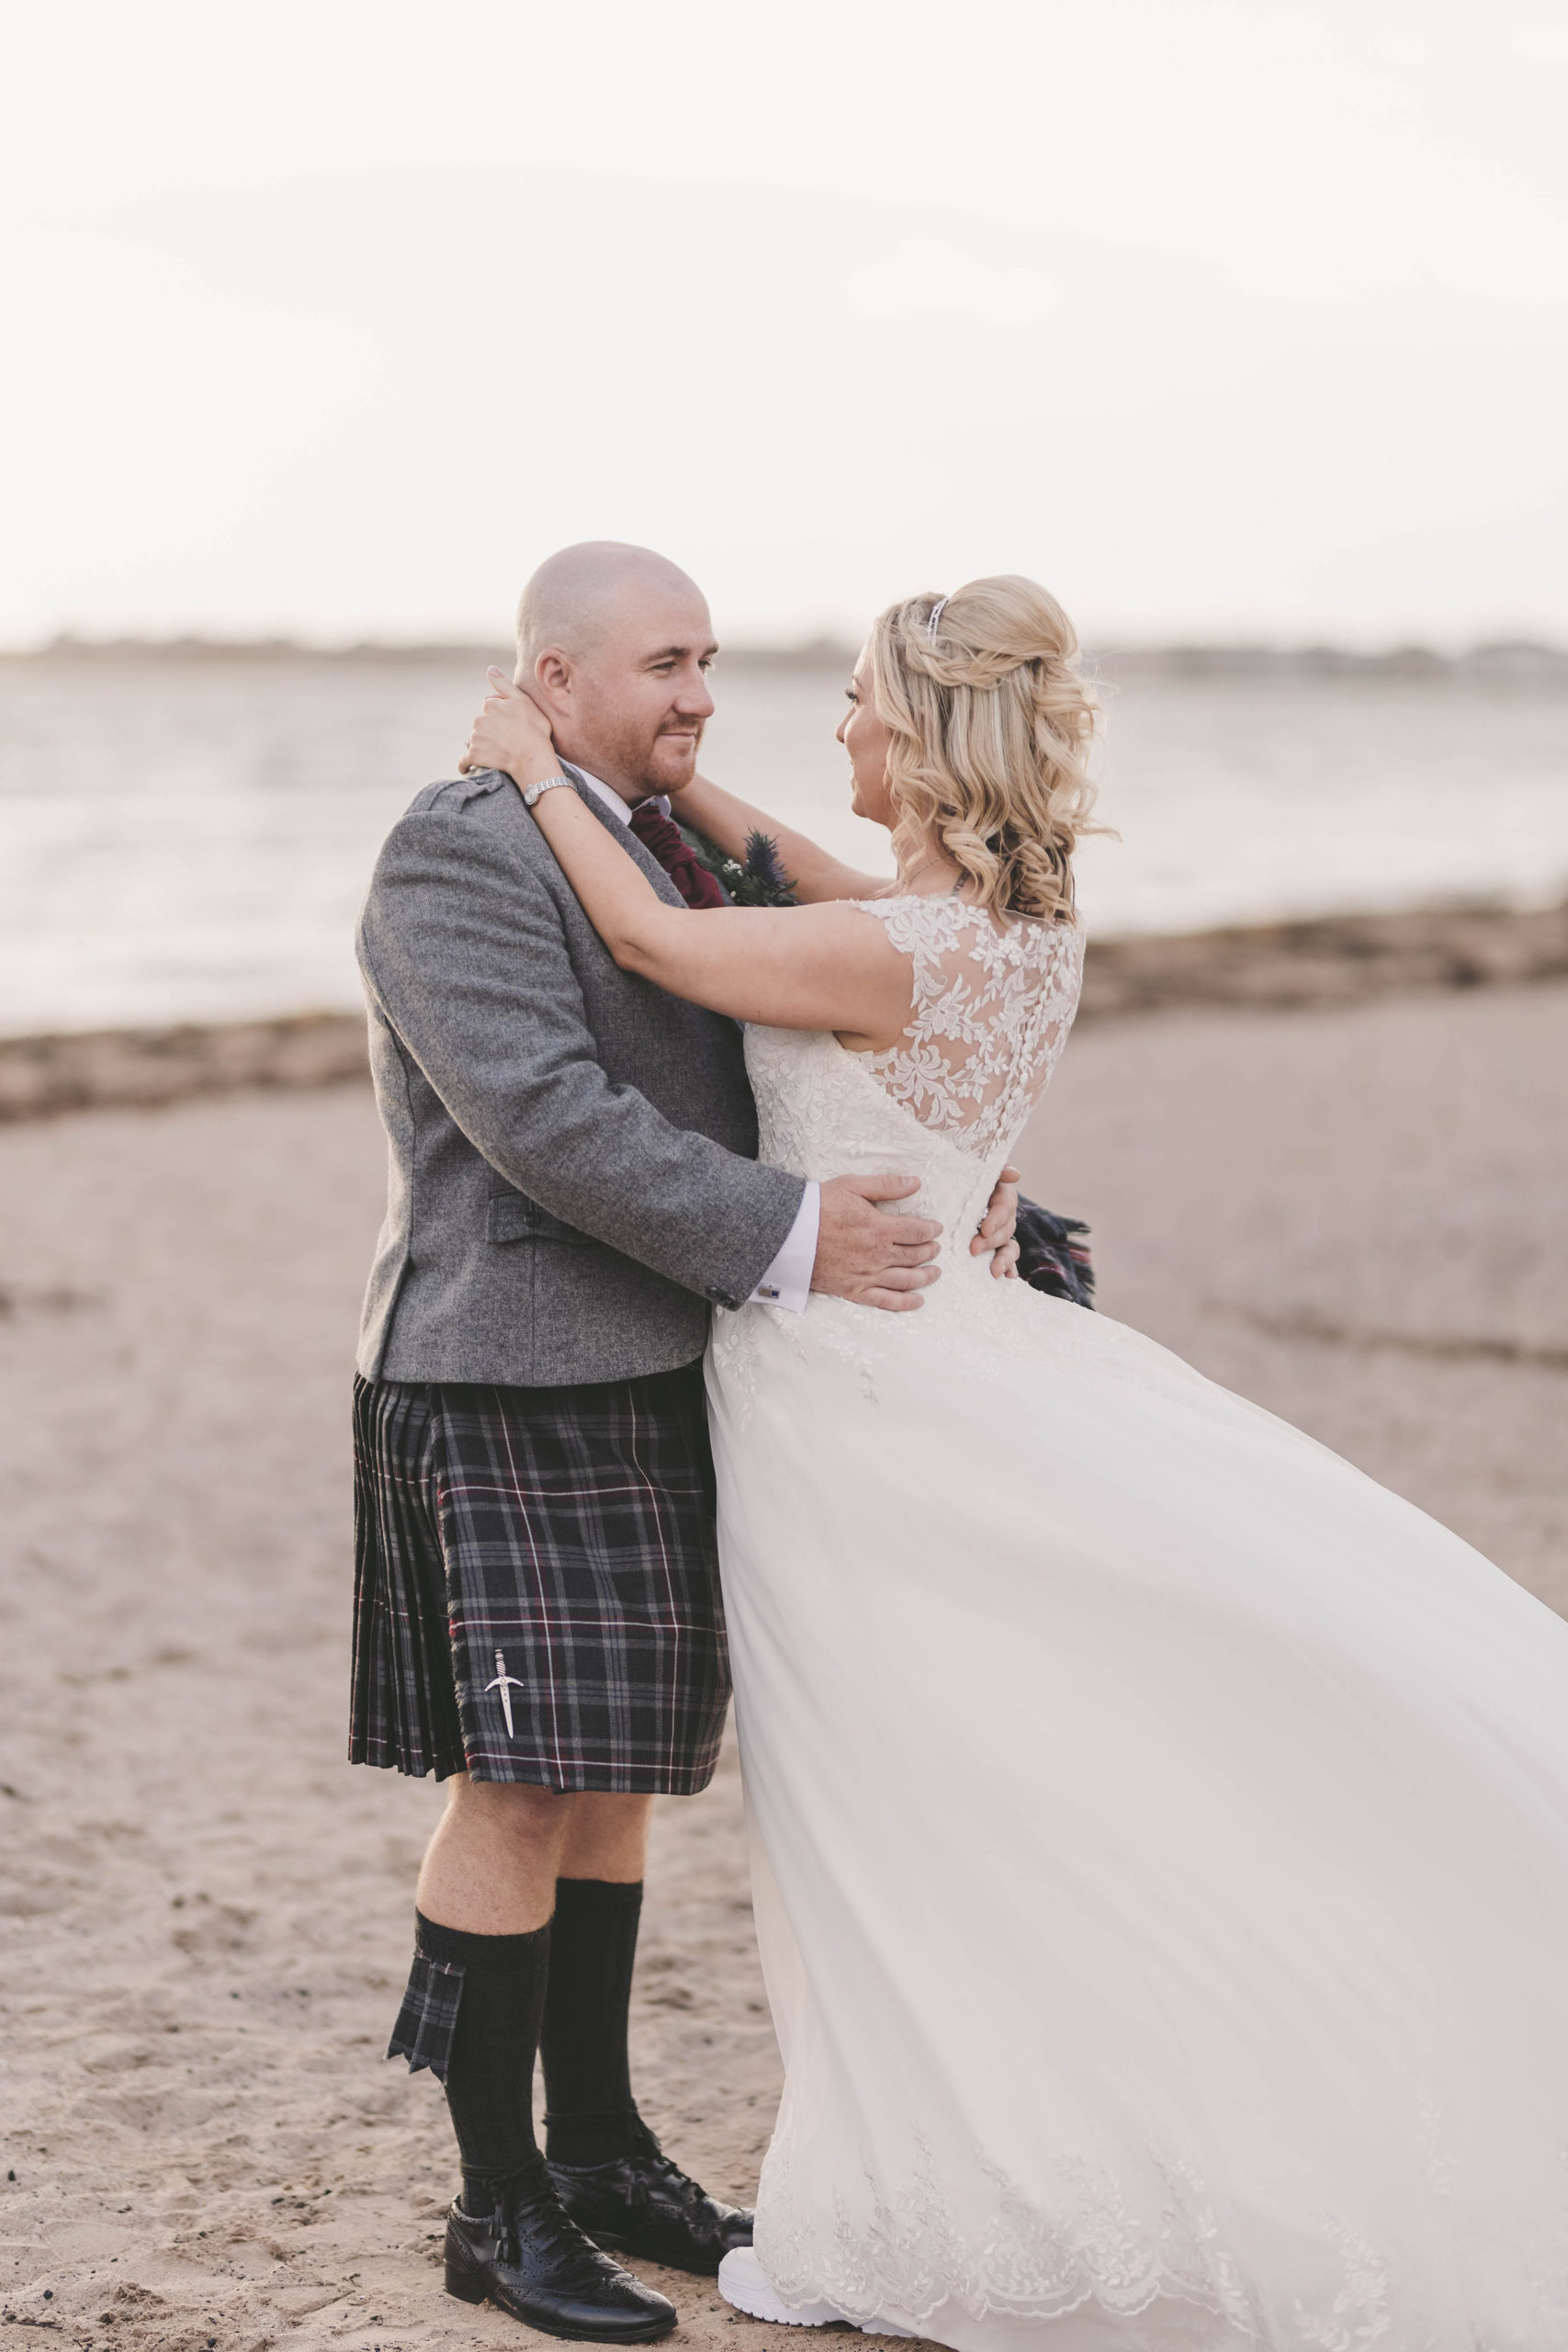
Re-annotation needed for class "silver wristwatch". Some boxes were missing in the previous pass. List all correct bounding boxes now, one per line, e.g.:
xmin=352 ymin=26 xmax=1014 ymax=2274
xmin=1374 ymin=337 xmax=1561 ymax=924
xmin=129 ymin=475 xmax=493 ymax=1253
xmin=521 ymin=774 xmax=574 ymax=809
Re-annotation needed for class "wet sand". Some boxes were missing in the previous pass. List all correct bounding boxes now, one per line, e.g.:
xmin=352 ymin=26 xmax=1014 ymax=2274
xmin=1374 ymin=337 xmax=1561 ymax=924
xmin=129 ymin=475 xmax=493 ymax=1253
xmin=1 ymin=982 xmax=1564 ymax=2349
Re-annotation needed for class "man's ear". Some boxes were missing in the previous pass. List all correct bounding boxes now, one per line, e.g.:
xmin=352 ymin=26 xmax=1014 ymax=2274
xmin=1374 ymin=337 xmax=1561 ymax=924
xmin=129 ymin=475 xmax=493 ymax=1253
xmin=529 ymin=646 xmax=574 ymax=716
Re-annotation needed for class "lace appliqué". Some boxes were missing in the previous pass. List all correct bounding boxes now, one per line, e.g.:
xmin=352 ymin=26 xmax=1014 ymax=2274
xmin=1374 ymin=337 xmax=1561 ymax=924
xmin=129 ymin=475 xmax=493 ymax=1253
xmin=710 ymin=1299 xmax=824 ymax=1421
xmin=852 ymin=897 xmax=1084 ymax=1161
xmin=711 ymin=1292 xmax=889 ymax=1430
xmin=757 ymin=2129 xmax=1516 ymax=2350
xmin=756 ymin=2127 xmax=1269 ymax=2342
xmin=756 ymin=2097 xmax=1568 ymax=2347
xmin=1289 ymin=2215 xmax=1391 ymax=2352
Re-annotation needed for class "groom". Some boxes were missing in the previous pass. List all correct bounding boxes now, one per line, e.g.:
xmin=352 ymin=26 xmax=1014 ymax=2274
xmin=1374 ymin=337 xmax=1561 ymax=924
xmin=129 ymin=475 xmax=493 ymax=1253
xmin=351 ymin=541 xmax=1023 ymax=2341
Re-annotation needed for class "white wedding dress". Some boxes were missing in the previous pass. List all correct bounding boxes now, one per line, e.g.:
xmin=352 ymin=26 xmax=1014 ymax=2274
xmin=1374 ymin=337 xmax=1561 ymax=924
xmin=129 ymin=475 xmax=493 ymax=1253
xmin=705 ymin=894 xmax=1568 ymax=2352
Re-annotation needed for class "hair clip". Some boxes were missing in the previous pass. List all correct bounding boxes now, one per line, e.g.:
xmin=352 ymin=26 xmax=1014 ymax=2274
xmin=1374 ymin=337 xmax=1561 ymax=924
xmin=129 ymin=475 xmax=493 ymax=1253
xmin=927 ymin=596 xmax=948 ymax=641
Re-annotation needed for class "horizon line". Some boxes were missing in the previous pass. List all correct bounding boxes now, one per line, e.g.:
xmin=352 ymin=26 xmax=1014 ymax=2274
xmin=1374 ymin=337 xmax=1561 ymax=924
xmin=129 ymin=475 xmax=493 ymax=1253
xmin=6 ymin=630 xmax=1566 ymax=678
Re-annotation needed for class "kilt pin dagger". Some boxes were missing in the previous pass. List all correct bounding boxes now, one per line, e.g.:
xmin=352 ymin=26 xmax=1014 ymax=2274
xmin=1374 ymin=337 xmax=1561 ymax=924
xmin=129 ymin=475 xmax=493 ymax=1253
xmin=484 ymin=1648 xmax=527 ymax=1738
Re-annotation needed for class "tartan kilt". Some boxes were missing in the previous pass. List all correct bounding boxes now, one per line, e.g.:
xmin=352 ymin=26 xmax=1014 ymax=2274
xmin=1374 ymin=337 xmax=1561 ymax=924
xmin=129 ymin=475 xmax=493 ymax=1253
xmin=349 ymin=1364 xmax=729 ymax=1793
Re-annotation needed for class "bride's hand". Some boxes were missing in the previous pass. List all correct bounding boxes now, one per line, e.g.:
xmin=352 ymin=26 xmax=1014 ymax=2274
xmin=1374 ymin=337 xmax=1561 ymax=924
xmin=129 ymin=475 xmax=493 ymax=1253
xmin=972 ymin=1164 xmax=1021 ymax=1279
xmin=460 ymin=668 xmax=560 ymax=786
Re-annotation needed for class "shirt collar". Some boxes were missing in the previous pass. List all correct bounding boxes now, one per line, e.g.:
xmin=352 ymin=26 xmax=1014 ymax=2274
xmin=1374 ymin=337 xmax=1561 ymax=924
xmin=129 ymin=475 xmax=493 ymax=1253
xmin=566 ymin=763 xmax=669 ymax=828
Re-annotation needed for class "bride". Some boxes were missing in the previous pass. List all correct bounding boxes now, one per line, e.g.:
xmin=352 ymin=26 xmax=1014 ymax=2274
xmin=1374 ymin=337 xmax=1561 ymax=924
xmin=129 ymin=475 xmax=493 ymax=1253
xmin=464 ymin=575 xmax=1568 ymax=2351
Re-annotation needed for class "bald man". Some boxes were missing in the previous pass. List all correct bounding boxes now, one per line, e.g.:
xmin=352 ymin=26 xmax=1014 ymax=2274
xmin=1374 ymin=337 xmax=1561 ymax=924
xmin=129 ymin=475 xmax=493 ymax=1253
xmin=351 ymin=544 xmax=1035 ymax=2338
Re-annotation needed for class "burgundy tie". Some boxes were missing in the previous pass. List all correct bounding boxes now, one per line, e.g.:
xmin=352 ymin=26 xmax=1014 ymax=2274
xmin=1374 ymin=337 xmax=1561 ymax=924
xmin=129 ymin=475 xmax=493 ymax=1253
xmin=628 ymin=801 xmax=728 ymax=911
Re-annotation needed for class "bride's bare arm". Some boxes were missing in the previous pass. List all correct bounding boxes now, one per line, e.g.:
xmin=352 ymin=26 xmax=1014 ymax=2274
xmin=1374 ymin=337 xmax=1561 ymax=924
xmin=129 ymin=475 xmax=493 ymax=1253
xmin=529 ymin=786 xmax=913 ymax=1046
xmin=458 ymin=671 xmax=911 ymax=1040
xmin=460 ymin=666 xmax=887 ymax=903
xmin=519 ymin=787 xmax=1021 ymax=1272
xmin=672 ymin=774 xmax=890 ymax=905
xmin=457 ymin=677 xmax=1022 ymax=1275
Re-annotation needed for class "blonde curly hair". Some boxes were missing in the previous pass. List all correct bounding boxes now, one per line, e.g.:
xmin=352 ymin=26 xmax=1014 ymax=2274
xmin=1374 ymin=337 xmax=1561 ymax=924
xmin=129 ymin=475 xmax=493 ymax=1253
xmin=869 ymin=573 xmax=1102 ymax=923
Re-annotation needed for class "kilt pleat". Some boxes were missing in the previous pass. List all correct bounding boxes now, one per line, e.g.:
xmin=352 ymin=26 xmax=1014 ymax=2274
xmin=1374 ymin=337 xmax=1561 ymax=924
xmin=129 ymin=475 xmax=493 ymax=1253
xmin=351 ymin=1376 xmax=467 ymax=1777
xmin=349 ymin=1366 xmax=728 ymax=1793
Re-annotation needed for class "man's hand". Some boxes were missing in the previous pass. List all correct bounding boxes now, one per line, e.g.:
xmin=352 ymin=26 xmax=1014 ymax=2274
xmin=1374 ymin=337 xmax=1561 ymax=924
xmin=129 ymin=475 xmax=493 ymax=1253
xmin=972 ymin=1162 xmax=1021 ymax=1280
xmin=812 ymin=1173 xmax=943 ymax=1314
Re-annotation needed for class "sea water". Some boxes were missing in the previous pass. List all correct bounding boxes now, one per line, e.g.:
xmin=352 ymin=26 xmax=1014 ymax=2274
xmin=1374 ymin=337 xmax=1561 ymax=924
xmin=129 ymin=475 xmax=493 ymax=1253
xmin=2 ymin=650 xmax=1566 ymax=1036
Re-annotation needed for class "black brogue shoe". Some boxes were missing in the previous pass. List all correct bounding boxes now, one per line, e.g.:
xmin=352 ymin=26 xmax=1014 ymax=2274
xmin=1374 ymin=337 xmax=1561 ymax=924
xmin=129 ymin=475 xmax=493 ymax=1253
xmin=548 ymin=2120 xmax=753 ymax=2278
xmin=444 ymin=2156 xmax=676 ymax=2341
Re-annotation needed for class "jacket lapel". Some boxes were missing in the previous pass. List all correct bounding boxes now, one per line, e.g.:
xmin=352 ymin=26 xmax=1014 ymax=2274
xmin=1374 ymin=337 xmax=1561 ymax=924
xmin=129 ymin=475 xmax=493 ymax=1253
xmin=558 ymin=762 xmax=687 ymax=910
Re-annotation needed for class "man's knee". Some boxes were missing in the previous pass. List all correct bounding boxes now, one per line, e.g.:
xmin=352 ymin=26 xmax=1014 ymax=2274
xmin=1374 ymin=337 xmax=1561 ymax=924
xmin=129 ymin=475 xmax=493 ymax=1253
xmin=560 ymin=1792 xmax=654 ymax=1879
xmin=444 ymin=1774 xmax=577 ymax=1848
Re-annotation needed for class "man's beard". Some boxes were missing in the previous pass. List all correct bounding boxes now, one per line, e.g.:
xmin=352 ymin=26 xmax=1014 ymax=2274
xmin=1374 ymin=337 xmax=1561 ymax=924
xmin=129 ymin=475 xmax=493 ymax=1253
xmin=570 ymin=678 xmax=704 ymax=800
xmin=615 ymin=718 xmax=703 ymax=799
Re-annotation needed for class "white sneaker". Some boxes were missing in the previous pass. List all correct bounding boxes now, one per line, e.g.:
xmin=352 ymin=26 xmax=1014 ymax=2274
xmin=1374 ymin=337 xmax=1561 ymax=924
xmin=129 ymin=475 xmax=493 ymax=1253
xmin=717 ymin=2247 xmax=915 ymax=2336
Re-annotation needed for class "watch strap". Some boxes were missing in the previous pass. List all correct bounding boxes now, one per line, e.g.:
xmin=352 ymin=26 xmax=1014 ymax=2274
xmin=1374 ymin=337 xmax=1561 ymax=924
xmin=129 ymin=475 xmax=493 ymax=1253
xmin=522 ymin=774 xmax=574 ymax=809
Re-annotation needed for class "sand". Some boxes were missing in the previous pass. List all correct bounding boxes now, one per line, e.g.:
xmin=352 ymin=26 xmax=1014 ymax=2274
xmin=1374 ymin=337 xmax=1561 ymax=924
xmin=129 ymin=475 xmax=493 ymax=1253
xmin=2 ymin=982 xmax=1565 ymax=2350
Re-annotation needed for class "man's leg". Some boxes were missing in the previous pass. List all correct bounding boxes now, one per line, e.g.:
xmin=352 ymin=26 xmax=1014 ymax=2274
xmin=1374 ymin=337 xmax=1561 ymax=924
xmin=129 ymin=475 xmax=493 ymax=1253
xmin=537 ymin=1795 xmax=753 ymax=2276
xmin=406 ymin=1779 xmax=572 ymax=2206
xmin=407 ymin=1785 xmax=653 ymax=2197
xmin=393 ymin=1779 xmax=676 ymax=2341
xmin=417 ymin=1775 xmax=574 ymax=1934
xmin=541 ymin=1796 xmax=654 ymax=2165
xmin=558 ymin=1792 xmax=654 ymax=1885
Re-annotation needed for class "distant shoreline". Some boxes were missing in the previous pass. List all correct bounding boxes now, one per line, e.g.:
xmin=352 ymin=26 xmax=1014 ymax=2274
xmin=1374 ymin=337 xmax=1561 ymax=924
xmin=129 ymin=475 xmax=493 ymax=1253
xmin=4 ymin=899 xmax=1564 ymax=1123
xmin=6 ymin=634 xmax=1568 ymax=685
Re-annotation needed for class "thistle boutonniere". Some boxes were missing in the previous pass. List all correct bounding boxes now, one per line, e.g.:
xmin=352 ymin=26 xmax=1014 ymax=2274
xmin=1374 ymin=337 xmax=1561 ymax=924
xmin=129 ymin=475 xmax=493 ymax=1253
xmin=683 ymin=826 xmax=798 ymax=908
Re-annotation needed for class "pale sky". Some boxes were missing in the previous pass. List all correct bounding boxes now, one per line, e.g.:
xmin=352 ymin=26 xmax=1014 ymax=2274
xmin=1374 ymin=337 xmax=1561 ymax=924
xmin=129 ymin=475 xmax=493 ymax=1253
xmin=6 ymin=0 xmax=1566 ymax=650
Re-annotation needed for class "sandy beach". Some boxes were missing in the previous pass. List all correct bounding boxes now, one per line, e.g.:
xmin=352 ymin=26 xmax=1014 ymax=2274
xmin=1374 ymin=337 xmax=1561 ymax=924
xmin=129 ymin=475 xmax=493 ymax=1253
xmin=2 ymin=980 xmax=1565 ymax=2351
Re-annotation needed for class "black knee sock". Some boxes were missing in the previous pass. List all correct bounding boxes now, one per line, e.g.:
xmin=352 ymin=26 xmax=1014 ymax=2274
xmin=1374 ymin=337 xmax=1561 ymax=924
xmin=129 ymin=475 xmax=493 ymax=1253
xmin=539 ymin=1878 xmax=647 ymax=2167
xmin=415 ymin=1910 xmax=550 ymax=2212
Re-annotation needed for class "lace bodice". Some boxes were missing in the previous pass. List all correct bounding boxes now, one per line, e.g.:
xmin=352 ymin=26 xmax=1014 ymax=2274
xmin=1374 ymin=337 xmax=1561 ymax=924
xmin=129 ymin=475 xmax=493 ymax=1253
xmin=718 ymin=898 xmax=1088 ymax=1420
xmin=852 ymin=896 xmax=1084 ymax=1163
xmin=739 ymin=897 xmax=1084 ymax=1283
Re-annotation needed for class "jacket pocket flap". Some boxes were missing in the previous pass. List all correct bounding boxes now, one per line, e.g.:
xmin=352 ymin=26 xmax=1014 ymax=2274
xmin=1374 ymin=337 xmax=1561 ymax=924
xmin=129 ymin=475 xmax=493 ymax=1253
xmin=486 ymin=1194 xmax=586 ymax=1246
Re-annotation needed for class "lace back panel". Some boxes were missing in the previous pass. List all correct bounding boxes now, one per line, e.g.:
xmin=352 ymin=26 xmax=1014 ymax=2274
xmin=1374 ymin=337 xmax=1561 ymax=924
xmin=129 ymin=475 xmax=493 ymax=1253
xmin=852 ymin=897 xmax=1085 ymax=1162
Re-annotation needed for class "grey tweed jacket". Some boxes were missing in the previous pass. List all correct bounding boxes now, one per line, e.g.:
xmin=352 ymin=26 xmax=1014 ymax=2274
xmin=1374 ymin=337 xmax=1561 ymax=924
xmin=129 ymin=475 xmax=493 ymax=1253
xmin=355 ymin=769 xmax=805 ymax=1388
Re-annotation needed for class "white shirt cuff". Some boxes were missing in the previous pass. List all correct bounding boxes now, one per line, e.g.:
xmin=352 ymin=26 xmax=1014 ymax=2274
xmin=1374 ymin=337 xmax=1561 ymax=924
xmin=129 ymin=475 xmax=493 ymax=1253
xmin=749 ymin=1182 xmax=819 ymax=1313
